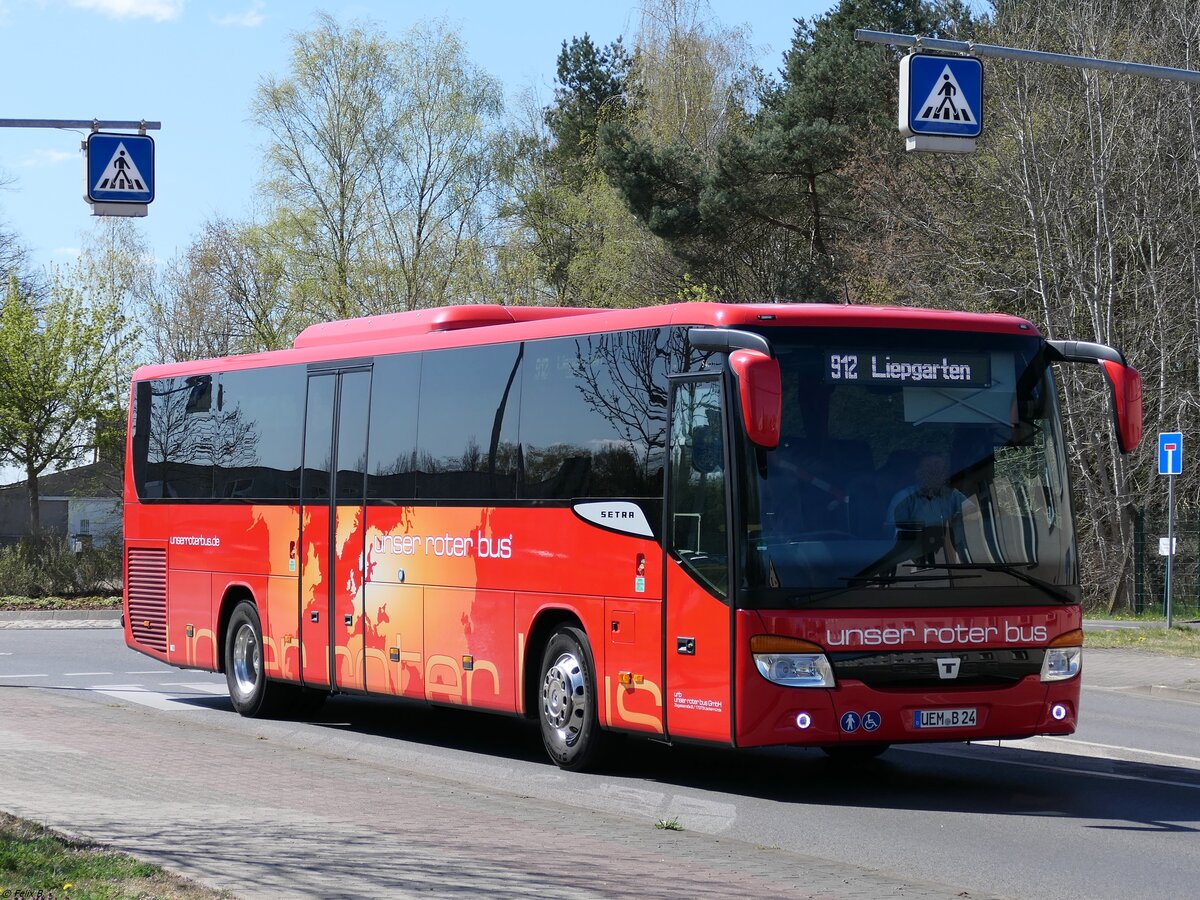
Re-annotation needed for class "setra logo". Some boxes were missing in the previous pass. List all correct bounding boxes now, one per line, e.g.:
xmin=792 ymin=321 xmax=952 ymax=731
xmin=937 ymin=657 xmax=962 ymax=679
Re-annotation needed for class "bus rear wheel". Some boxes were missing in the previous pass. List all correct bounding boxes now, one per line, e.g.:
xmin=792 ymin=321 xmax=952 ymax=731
xmin=538 ymin=626 xmax=605 ymax=771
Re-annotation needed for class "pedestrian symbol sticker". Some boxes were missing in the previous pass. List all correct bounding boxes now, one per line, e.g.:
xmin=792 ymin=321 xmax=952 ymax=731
xmin=93 ymin=143 xmax=147 ymax=193
xmin=915 ymin=66 xmax=978 ymax=126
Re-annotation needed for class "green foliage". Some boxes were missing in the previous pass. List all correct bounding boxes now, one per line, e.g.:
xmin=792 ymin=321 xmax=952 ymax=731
xmin=503 ymin=32 xmax=676 ymax=307
xmin=1084 ymin=628 xmax=1200 ymax=659
xmin=0 ymin=275 xmax=133 ymax=532
xmin=0 ymin=813 xmax=158 ymax=882
xmin=0 ymin=812 xmax=224 ymax=899
xmin=252 ymin=14 xmax=505 ymax=319
xmin=0 ymin=537 xmax=121 ymax=599
xmin=598 ymin=0 xmax=976 ymax=301
xmin=546 ymin=34 xmax=630 ymax=181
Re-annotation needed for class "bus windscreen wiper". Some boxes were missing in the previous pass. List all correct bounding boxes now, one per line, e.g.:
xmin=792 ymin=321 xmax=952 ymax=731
xmin=839 ymin=573 xmax=978 ymax=586
xmin=913 ymin=562 xmax=1077 ymax=604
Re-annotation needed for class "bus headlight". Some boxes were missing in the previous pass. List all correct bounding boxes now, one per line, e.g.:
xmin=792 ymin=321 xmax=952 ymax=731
xmin=750 ymin=635 xmax=835 ymax=688
xmin=1040 ymin=629 xmax=1083 ymax=682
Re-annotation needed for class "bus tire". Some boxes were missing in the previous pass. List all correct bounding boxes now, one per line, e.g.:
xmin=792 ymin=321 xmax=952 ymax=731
xmin=538 ymin=626 xmax=606 ymax=771
xmin=224 ymin=600 xmax=286 ymax=718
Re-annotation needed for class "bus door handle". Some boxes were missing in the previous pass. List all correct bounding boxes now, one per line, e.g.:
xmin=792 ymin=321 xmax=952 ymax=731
xmin=310 ymin=611 xmax=319 ymax=623
xmin=344 ymin=614 xmax=354 ymax=628
xmin=677 ymin=637 xmax=696 ymax=655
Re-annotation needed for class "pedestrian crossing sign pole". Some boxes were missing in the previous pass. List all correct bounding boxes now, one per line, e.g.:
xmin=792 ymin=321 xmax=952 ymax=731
xmin=899 ymin=53 xmax=983 ymax=153
xmin=85 ymin=131 xmax=155 ymax=217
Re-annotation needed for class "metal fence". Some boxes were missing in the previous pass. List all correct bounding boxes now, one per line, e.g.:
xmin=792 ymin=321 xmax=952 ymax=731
xmin=1133 ymin=510 xmax=1200 ymax=621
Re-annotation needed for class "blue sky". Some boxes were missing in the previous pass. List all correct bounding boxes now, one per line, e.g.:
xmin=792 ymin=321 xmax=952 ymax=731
xmin=0 ymin=0 xmax=828 ymax=273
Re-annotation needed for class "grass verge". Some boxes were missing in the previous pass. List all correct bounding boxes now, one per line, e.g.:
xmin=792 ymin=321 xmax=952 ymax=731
xmin=1084 ymin=626 xmax=1200 ymax=658
xmin=0 ymin=812 xmax=226 ymax=899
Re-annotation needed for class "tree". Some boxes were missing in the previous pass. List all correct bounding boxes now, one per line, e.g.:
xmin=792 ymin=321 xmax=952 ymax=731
xmin=253 ymin=12 xmax=393 ymax=320
xmin=842 ymin=0 xmax=1200 ymax=607
xmin=0 ymin=274 xmax=134 ymax=532
xmin=545 ymin=34 xmax=631 ymax=181
xmin=253 ymin=15 xmax=504 ymax=318
xmin=367 ymin=20 xmax=505 ymax=310
xmin=599 ymin=0 xmax=974 ymax=300
xmin=955 ymin=0 xmax=1200 ymax=608
xmin=147 ymin=217 xmax=299 ymax=361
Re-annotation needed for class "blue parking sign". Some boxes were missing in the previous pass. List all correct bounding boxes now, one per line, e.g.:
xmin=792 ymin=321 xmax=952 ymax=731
xmin=1159 ymin=432 xmax=1183 ymax=476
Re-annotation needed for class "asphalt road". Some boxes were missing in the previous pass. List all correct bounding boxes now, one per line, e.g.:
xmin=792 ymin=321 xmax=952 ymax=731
xmin=2 ymin=627 xmax=1198 ymax=899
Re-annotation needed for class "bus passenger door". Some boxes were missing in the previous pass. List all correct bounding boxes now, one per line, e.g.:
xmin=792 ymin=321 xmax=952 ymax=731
xmin=298 ymin=367 xmax=371 ymax=692
xmin=664 ymin=377 xmax=734 ymax=744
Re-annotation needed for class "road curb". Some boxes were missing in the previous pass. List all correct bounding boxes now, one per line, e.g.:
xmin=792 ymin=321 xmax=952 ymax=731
xmin=1148 ymin=683 xmax=1200 ymax=704
xmin=0 ymin=609 xmax=121 ymax=628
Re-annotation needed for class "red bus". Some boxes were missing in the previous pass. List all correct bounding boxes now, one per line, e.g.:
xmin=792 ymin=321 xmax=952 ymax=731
xmin=123 ymin=302 xmax=1142 ymax=769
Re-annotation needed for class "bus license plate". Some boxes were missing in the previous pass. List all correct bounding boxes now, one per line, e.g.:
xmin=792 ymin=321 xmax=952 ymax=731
xmin=913 ymin=707 xmax=977 ymax=729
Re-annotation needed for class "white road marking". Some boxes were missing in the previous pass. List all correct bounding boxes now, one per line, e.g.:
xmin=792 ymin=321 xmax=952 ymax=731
xmin=911 ymin=739 xmax=1200 ymax=789
xmin=124 ymin=669 xmax=168 ymax=674
xmin=90 ymin=683 xmax=217 ymax=711
xmin=64 ymin=671 xmax=113 ymax=676
xmin=160 ymin=681 xmax=228 ymax=695
xmin=977 ymin=752 xmax=1200 ymax=791
xmin=1018 ymin=735 xmax=1200 ymax=767
xmin=0 ymin=673 xmax=47 ymax=679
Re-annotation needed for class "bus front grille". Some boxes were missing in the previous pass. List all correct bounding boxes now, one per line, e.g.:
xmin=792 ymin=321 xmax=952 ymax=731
xmin=829 ymin=649 xmax=1046 ymax=689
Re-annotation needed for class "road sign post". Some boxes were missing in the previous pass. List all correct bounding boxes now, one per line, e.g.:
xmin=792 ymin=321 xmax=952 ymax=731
xmin=1158 ymin=432 xmax=1183 ymax=627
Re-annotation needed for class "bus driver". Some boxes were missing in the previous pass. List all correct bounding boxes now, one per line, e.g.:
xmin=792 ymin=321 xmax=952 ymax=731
xmin=885 ymin=452 xmax=971 ymax=566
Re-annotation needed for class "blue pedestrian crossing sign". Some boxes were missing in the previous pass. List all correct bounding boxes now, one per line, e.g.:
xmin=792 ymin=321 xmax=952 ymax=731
xmin=900 ymin=53 xmax=983 ymax=144
xmin=1159 ymin=432 xmax=1183 ymax=476
xmin=86 ymin=132 xmax=155 ymax=205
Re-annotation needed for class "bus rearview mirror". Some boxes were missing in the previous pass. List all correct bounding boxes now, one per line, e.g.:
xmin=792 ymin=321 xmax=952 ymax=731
xmin=730 ymin=349 xmax=781 ymax=449
xmin=1101 ymin=360 xmax=1143 ymax=453
xmin=1046 ymin=339 xmax=1142 ymax=455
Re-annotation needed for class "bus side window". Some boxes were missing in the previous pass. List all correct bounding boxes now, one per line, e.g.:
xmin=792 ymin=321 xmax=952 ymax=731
xmin=366 ymin=354 xmax=420 ymax=503
xmin=416 ymin=345 xmax=521 ymax=500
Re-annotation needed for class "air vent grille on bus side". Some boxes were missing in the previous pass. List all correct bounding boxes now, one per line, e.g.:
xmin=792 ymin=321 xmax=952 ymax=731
xmin=126 ymin=547 xmax=167 ymax=653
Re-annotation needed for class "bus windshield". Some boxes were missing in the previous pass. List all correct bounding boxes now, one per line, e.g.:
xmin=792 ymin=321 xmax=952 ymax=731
xmin=743 ymin=329 xmax=1076 ymax=608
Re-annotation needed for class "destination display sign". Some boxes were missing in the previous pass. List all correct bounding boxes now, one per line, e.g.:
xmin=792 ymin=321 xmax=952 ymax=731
xmin=825 ymin=351 xmax=991 ymax=387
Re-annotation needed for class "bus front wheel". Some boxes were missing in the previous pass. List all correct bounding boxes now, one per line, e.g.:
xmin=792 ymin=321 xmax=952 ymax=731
xmin=225 ymin=600 xmax=289 ymax=718
xmin=538 ymin=626 xmax=605 ymax=771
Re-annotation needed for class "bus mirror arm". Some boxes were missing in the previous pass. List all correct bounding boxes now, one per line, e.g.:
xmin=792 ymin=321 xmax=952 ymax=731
xmin=1046 ymin=339 xmax=1143 ymax=453
xmin=687 ymin=328 xmax=781 ymax=448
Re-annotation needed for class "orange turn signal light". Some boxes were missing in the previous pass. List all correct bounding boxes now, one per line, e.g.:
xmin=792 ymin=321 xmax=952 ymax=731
xmin=1048 ymin=629 xmax=1084 ymax=648
xmin=750 ymin=635 xmax=826 ymax=654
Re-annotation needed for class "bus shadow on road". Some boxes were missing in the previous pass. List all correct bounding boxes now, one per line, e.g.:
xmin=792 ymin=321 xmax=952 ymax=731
xmin=288 ymin=692 xmax=1200 ymax=835
xmin=302 ymin=693 xmax=1197 ymax=833
xmin=306 ymin=694 xmax=550 ymax=765
xmin=626 ymin=739 xmax=1200 ymax=834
